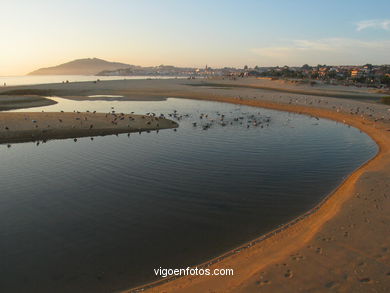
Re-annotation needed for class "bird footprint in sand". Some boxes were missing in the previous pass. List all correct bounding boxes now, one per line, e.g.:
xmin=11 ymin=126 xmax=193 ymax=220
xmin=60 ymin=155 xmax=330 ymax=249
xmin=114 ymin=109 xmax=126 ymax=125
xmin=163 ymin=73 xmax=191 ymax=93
xmin=256 ymin=279 xmax=271 ymax=286
xmin=284 ymin=270 xmax=293 ymax=278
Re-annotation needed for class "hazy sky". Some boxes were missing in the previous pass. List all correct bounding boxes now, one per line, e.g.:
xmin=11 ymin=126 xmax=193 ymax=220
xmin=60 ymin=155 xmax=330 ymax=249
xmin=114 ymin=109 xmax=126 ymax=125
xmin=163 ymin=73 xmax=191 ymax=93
xmin=1 ymin=0 xmax=390 ymax=75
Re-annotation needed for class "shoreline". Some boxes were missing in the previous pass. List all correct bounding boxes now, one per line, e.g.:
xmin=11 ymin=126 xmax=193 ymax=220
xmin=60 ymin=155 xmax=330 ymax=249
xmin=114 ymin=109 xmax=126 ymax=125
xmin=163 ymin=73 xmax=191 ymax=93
xmin=123 ymin=92 xmax=390 ymax=292
xmin=125 ymin=140 xmax=378 ymax=293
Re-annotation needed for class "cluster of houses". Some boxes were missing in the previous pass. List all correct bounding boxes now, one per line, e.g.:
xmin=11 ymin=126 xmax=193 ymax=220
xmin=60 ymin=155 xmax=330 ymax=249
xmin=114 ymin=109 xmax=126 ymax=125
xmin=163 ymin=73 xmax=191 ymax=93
xmin=97 ymin=64 xmax=248 ymax=78
xmin=97 ymin=65 xmax=197 ymax=77
xmin=97 ymin=63 xmax=390 ymax=87
xmin=246 ymin=64 xmax=390 ymax=87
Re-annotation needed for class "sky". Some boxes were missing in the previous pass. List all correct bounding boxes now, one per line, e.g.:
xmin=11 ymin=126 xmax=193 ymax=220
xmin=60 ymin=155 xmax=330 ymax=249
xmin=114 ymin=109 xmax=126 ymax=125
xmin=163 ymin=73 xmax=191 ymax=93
xmin=0 ymin=0 xmax=389 ymax=75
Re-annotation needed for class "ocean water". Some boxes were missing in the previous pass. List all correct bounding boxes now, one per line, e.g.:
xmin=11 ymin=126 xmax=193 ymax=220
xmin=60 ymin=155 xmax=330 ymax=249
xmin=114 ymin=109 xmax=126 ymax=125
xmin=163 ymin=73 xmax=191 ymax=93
xmin=0 ymin=98 xmax=377 ymax=292
xmin=0 ymin=75 xmax=185 ymax=87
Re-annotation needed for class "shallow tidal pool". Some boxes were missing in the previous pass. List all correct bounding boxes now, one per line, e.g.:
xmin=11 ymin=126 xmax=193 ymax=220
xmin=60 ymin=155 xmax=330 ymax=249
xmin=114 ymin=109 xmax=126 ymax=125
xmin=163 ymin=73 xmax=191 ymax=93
xmin=0 ymin=97 xmax=377 ymax=292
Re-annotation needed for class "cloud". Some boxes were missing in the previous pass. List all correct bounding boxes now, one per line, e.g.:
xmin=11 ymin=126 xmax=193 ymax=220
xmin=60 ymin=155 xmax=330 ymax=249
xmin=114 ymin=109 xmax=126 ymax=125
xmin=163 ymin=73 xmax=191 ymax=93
xmin=356 ymin=19 xmax=390 ymax=31
xmin=251 ymin=38 xmax=390 ymax=65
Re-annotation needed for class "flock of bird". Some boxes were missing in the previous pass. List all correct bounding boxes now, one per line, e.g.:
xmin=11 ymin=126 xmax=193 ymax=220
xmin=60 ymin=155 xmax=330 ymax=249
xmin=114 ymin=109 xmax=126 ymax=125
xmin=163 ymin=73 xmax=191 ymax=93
xmin=1 ymin=107 xmax=178 ymax=148
xmin=285 ymin=96 xmax=390 ymax=122
xmin=4 ymin=93 xmax=389 ymax=149
xmin=165 ymin=109 xmax=272 ymax=131
xmin=2 ymin=106 xmax=274 ymax=149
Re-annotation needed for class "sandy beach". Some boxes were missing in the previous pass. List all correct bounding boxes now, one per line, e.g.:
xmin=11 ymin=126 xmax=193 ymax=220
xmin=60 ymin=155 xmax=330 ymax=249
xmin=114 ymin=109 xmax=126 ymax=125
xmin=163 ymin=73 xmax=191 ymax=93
xmin=1 ymin=78 xmax=389 ymax=292
xmin=0 ymin=112 xmax=178 ymax=145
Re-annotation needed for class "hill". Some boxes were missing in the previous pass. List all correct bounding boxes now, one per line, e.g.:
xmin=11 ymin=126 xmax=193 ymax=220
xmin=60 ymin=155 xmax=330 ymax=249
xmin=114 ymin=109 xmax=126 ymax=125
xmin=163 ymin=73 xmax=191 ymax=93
xmin=28 ymin=58 xmax=131 ymax=75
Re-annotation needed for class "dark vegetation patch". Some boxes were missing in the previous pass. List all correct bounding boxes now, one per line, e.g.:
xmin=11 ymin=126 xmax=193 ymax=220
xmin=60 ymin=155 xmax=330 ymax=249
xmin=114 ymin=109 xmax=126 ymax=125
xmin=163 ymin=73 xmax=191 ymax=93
xmin=381 ymin=96 xmax=390 ymax=105
xmin=0 ymin=89 xmax=54 ymax=96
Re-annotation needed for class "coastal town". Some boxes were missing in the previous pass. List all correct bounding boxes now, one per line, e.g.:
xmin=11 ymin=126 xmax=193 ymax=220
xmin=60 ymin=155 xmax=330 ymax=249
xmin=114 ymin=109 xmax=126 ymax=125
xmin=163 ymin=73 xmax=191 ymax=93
xmin=97 ymin=63 xmax=390 ymax=88
xmin=247 ymin=64 xmax=390 ymax=88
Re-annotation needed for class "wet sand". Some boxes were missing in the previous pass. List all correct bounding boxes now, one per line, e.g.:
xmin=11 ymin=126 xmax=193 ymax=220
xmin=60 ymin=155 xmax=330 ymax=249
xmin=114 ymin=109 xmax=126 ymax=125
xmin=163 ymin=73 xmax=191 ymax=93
xmin=1 ymin=78 xmax=389 ymax=292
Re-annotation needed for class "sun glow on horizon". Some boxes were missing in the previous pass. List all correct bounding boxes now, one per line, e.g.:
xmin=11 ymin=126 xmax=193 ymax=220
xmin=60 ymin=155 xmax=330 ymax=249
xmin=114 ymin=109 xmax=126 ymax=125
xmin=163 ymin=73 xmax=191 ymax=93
xmin=1 ymin=0 xmax=389 ymax=75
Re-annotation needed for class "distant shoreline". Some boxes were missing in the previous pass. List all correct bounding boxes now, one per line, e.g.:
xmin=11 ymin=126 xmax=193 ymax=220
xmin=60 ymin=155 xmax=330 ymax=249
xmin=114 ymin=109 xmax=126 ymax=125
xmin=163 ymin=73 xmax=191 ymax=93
xmin=0 ymin=75 xmax=187 ymax=87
